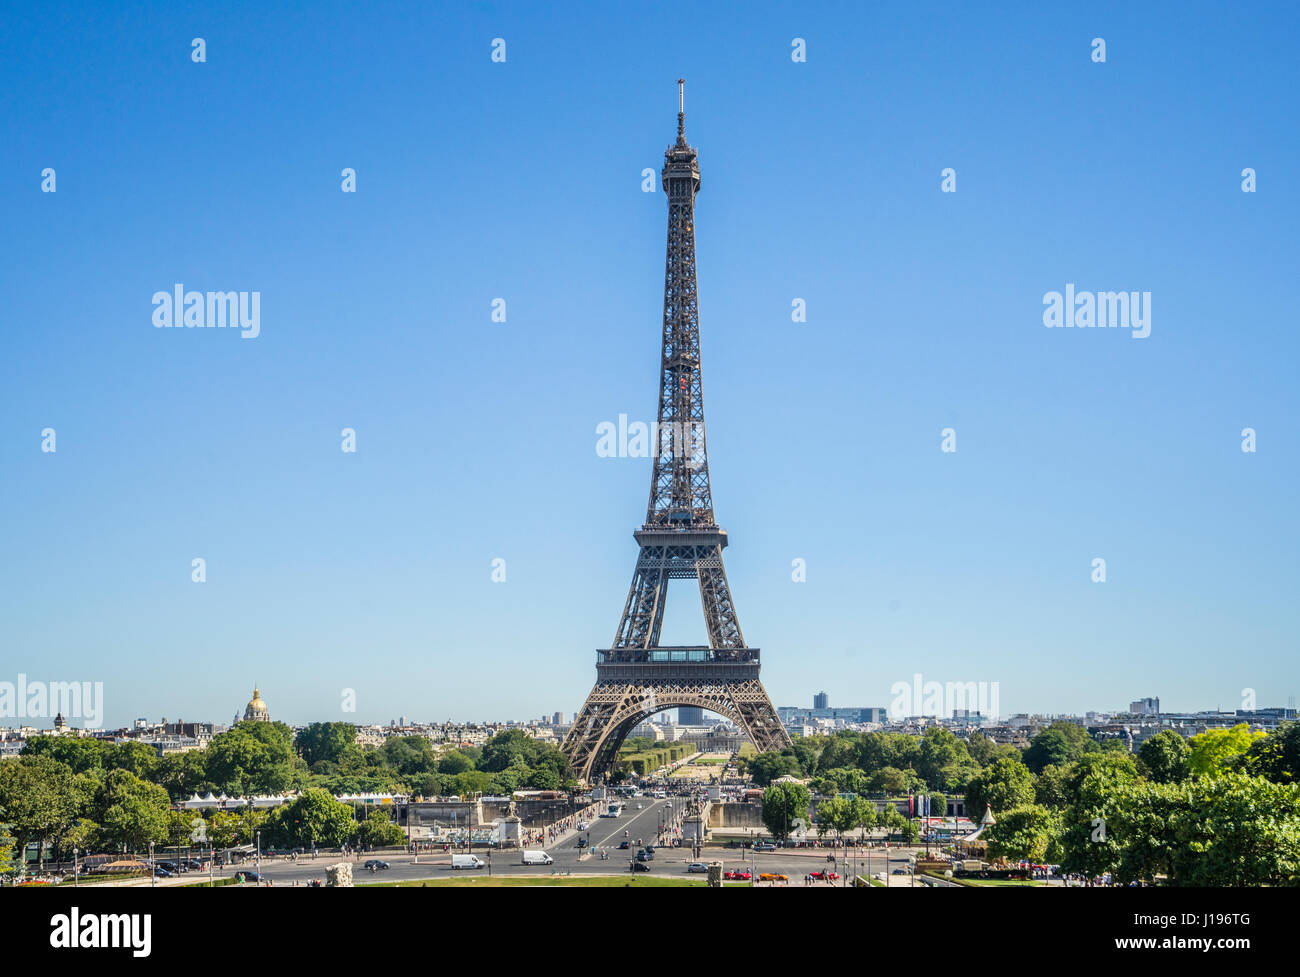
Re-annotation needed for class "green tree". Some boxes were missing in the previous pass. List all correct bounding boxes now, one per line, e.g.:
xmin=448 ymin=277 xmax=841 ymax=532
xmin=1024 ymin=722 xmax=1097 ymax=774
xmin=762 ymin=781 xmax=811 ymax=840
xmin=1033 ymin=763 xmax=1072 ymax=810
xmin=965 ymin=733 xmax=998 ymax=766
xmin=877 ymin=805 xmax=913 ymax=841
xmin=1188 ymin=724 xmax=1263 ymax=777
xmin=62 ymin=817 xmax=100 ymax=855
xmin=985 ymin=804 xmax=1058 ymax=863
xmin=447 ymin=770 xmax=493 ymax=796
xmin=0 ymin=823 xmax=17 ymax=874
xmin=814 ymin=797 xmax=844 ymax=840
xmin=811 ymin=766 xmax=868 ymax=795
xmin=1056 ymin=756 xmax=1141 ymax=878
xmin=104 ymin=741 xmax=159 ymax=778
xmin=1163 ymin=773 xmax=1300 ymax=886
xmin=865 ymin=765 xmax=926 ymax=795
xmin=205 ymin=811 xmax=244 ymax=849
xmin=815 ymin=734 xmax=861 ymax=774
xmin=964 ymin=757 xmax=1035 ymax=821
xmin=480 ymin=730 xmax=533 ymax=772
xmin=296 ymin=722 xmax=358 ymax=768
xmin=1241 ymin=721 xmax=1300 ymax=784
xmin=354 ymin=807 xmax=406 ymax=848
xmin=152 ymin=749 xmax=211 ymax=801
xmin=926 ymin=792 xmax=947 ymax=819
xmin=205 ymin=722 xmax=295 ymax=795
xmin=818 ymin=795 xmax=874 ymax=842
xmin=1137 ymin=730 xmax=1190 ymax=784
xmin=747 ymin=751 xmax=801 ymax=787
xmin=409 ymin=772 xmax=443 ymax=798
xmin=21 ymin=736 xmax=107 ymax=774
xmin=915 ymin=727 xmax=979 ymax=792
xmin=378 ymin=736 xmax=439 ymax=777
xmin=437 ymin=750 xmax=474 ymax=775
xmin=1057 ymin=770 xmax=1300 ymax=886
xmin=0 ymin=755 xmax=79 ymax=870
xmin=97 ymin=772 xmax=171 ymax=851
xmin=264 ymin=788 xmax=356 ymax=848
xmin=857 ymin=733 xmax=921 ymax=777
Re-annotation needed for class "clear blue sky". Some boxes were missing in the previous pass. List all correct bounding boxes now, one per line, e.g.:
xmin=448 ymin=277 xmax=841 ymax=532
xmin=2 ymin=1 xmax=1297 ymax=729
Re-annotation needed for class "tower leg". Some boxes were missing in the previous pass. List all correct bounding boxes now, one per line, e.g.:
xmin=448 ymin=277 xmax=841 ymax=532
xmin=562 ymin=677 xmax=790 ymax=784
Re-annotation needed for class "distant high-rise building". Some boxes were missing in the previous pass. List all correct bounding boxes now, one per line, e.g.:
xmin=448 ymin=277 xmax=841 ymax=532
xmin=677 ymin=706 xmax=704 ymax=725
xmin=813 ymin=691 xmax=829 ymax=710
xmin=1129 ymin=697 xmax=1160 ymax=716
xmin=552 ymin=712 xmax=565 ymax=725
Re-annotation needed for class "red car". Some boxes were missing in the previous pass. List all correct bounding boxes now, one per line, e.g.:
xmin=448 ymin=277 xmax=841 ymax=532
xmin=723 ymin=869 xmax=752 ymax=881
xmin=809 ymin=870 xmax=839 ymax=881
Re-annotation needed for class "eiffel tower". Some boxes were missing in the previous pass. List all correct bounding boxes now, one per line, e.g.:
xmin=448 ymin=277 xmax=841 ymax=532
xmin=562 ymin=81 xmax=790 ymax=783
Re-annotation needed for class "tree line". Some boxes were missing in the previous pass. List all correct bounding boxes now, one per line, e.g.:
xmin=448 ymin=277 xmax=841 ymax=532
xmin=0 ymin=723 xmax=575 ymax=870
xmin=747 ymin=720 xmax=1300 ymax=885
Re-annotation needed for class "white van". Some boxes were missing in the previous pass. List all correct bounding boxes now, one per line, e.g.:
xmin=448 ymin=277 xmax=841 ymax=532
xmin=521 ymin=850 xmax=553 ymax=866
xmin=451 ymin=854 xmax=486 ymax=870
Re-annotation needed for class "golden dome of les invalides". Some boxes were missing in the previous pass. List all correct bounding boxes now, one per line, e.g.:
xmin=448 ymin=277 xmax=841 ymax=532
xmin=243 ymin=686 xmax=270 ymax=722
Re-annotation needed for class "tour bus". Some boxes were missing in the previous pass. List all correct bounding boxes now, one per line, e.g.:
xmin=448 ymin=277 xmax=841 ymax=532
xmin=607 ymin=803 xmax=623 ymax=818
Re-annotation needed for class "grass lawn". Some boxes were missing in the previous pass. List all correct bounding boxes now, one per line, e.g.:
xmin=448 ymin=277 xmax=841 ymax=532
xmin=49 ymin=873 xmax=151 ymax=887
xmin=359 ymin=874 xmax=714 ymax=888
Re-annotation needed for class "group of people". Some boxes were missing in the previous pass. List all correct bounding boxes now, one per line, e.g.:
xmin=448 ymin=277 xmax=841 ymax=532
xmin=521 ymin=803 xmax=600 ymax=847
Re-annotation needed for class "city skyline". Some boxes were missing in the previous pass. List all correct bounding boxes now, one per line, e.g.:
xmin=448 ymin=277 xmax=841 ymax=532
xmin=3 ymin=677 xmax=1293 ymax=733
xmin=3 ymin=2 xmax=1298 ymax=729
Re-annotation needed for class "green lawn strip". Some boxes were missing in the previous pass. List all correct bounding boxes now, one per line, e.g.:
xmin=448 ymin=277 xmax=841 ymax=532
xmin=358 ymin=874 xmax=713 ymax=887
xmin=47 ymin=873 xmax=151 ymax=887
xmin=923 ymin=870 xmax=1043 ymax=887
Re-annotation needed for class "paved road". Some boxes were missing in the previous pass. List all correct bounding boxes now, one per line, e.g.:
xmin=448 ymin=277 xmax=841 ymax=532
xmin=135 ymin=797 xmax=926 ymax=887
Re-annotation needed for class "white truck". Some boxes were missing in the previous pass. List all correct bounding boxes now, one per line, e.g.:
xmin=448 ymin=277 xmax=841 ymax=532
xmin=521 ymin=850 xmax=554 ymax=866
xmin=451 ymin=854 xmax=486 ymax=870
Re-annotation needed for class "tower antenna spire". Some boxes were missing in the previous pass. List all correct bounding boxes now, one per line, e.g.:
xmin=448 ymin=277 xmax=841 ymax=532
xmin=677 ymin=78 xmax=685 ymax=143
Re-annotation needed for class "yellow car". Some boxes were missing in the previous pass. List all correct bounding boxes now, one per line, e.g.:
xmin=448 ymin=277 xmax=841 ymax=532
xmin=759 ymin=872 xmax=789 ymax=882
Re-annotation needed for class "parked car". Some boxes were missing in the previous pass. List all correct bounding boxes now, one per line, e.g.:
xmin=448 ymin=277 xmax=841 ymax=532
xmin=724 ymin=869 xmax=752 ymax=881
xmin=153 ymin=866 xmax=173 ymax=878
xmin=759 ymin=872 xmax=788 ymax=882
xmin=687 ymin=862 xmax=709 ymax=873
xmin=892 ymin=868 xmax=909 ymax=875
xmin=629 ymin=861 xmax=652 ymax=873
xmin=809 ymin=870 xmax=839 ymax=881
xmin=754 ymin=843 xmax=776 ymax=852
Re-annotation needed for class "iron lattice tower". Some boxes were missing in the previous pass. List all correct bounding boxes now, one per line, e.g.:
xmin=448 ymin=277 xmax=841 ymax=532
xmin=562 ymin=82 xmax=791 ymax=783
